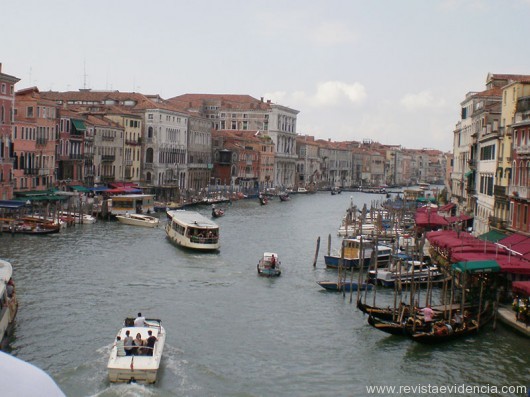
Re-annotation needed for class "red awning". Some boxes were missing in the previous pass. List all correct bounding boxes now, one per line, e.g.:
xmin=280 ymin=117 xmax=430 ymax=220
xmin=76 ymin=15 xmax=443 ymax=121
xmin=498 ymin=233 xmax=528 ymax=247
xmin=513 ymin=281 xmax=530 ymax=296
xmin=446 ymin=214 xmax=473 ymax=223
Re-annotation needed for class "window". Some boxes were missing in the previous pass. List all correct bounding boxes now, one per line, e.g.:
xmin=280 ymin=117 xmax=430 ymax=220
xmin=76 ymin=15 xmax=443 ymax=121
xmin=0 ymin=83 xmax=5 ymax=94
xmin=27 ymin=107 xmax=34 ymax=117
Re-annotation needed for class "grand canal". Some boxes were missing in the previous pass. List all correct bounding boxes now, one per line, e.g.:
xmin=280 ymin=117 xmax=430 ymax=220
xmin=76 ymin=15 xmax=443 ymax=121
xmin=0 ymin=192 xmax=528 ymax=396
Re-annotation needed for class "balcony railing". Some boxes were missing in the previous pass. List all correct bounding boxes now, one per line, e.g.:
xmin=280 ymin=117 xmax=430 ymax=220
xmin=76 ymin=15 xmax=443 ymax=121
xmin=69 ymin=154 xmax=83 ymax=160
xmin=102 ymin=136 xmax=115 ymax=141
xmin=36 ymin=137 xmax=48 ymax=145
xmin=515 ymin=145 xmax=530 ymax=156
xmin=101 ymin=155 xmax=116 ymax=162
xmin=511 ymin=185 xmax=529 ymax=200
xmin=489 ymin=215 xmax=508 ymax=230
xmin=144 ymin=163 xmax=153 ymax=170
xmin=38 ymin=169 xmax=50 ymax=176
xmin=24 ymin=168 xmax=38 ymax=175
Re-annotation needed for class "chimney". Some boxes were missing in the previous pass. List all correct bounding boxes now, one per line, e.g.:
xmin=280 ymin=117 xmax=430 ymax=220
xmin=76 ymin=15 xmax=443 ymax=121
xmin=267 ymin=99 xmax=271 ymax=104
xmin=0 ymin=63 xmax=2 ymax=73
xmin=260 ymin=97 xmax=264 ymax=102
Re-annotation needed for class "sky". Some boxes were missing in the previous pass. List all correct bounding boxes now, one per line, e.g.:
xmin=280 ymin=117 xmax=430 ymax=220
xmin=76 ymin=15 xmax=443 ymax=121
xmin=2 ymin=0 xmax=530 ymax=152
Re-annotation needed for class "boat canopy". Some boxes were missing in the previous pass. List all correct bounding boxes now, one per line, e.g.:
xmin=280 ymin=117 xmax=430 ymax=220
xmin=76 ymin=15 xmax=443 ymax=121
xmin=0 ymin=200 xmax=27 ymax=209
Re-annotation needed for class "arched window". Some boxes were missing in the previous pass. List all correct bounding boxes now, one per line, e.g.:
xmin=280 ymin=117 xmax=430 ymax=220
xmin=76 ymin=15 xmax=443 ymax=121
xmin=146 ymin=148 xmax=154 ymax=163
xmin=148 ymin=126 xmax=154 ymax=138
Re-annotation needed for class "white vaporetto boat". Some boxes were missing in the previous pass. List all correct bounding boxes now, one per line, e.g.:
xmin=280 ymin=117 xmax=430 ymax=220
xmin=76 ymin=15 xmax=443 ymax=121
xmin=115 ymin=213 xmax=159 ymax=228
xmin=107 ymin=318 xmax=165 ymax=384
xmin=165 ymin=210 xmax=220 ymax=251
xmin=0 ymin=259 xmax=17 ymax=350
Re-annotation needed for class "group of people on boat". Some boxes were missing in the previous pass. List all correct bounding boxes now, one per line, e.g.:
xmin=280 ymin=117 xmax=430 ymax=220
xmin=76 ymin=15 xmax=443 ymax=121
xmin=115 ymin=313 xmax=158 ymax=357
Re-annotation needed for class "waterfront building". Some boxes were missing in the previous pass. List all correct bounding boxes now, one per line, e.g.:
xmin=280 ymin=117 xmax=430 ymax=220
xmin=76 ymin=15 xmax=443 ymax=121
xmin=104 ymin=109 xmax=143 ymax=184
xmin=316 ymin=140 xmax=352 ymax=189
xmin=86 ymin=114 xmax=124 ymax=185
xmin=13 ymin=87 xmax=57 ymax=192
xmin=296 ymin=135 xmax=322 ymax=189
xmin=451 ymin=90 xmax=479 ymax=218
xmin=495 ymin=79 xmax=530 ymax=232
xmin=169 ymin=94 xmax=299 ymax=189
xmin=0 ymin=64 xmax=20 ymax=200
xmin=510 ymin=95 xmax=530 ymax=235
xmin=56 ymin=109 xmax=86 ymax=188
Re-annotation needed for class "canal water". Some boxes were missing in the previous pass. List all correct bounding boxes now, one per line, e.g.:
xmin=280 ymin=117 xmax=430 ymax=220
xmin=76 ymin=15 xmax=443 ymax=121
xmin=0 ymin=192 xmax=528 ymax=397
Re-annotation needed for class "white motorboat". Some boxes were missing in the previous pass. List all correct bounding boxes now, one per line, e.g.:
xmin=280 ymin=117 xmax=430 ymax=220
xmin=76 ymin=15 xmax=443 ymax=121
xmin=107 ymin=318 xmax=166 ymax=384
xmin=368 ymin=259 xmax=443 ymax=287
xmin=0 ymin=259 xmax=18 ymax=349
xmin=257 ymin=252 xmax=281 ymax=277
xmin=59 ymin=211 xmax=97 ymax=224
xmin=116 ymin=213 xmax=159 ymax=228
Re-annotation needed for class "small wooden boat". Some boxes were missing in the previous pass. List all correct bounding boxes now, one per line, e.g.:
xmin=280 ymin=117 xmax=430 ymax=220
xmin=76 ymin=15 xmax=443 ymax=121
xmin=107 ymin=318 xmax=165 ymax=384
xmin=367 ymin=314 xmax=431 ymax=336
xmin=409 ymin=307 xmax=494 ymax=344
xmin=211 ymin=206 xmax=225 ymax=218
xmin=257 ymin=252 xmax=281 ymax=277
xmin=317 ymin=280 xmax=373 ymax=292
xmin=116 ymin=213 xmax=159 ymax=228
xmin=258 ymin=195 xmax=268 ymax=205
xmin=279 ymin=194 xmax=290 ymax=202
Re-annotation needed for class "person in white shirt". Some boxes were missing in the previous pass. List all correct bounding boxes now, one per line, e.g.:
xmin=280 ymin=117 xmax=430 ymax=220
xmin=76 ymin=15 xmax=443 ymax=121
xmin=134 ymin=312 xmax=146 ymax=327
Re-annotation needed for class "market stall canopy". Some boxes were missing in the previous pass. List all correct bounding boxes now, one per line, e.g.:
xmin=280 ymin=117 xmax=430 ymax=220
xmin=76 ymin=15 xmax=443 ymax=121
xmin=452 ymin=260 xmax=501 ymax=274
xmin=512 ymin=281 xmax=530 ymax=296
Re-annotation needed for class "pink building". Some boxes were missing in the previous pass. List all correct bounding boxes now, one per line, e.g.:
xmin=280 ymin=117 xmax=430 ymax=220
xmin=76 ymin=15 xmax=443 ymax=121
xmin=0 ymin=64 xmax=20 ymax=199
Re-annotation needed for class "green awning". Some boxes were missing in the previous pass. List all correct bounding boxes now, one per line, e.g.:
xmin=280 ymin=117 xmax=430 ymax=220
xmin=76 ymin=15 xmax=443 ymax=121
xmin=464 ymin=170 xmax=473 ymax=178
xmin=477 ymin=230 xmax=507 ymax=243
xmin=71 ymin=185 xmax=90 ymax=193
xmin=71 ymin=119 xmax=86 ymax=131
xmin=452 ymin=260 xmax=501 ymax=274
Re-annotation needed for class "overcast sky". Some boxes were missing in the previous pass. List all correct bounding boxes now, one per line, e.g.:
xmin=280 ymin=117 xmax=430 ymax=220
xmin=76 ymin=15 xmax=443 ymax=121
xmin=2 ymin=0 xmax=530 ymax=152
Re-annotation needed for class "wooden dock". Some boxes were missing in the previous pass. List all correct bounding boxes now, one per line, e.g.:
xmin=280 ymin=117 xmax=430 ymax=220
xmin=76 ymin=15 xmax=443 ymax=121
xmin=496 ymin=305 xmax=530 ymax=338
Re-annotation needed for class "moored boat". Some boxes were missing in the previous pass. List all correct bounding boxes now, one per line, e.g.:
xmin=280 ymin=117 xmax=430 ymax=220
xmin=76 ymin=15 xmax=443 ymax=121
xmin=0 ymin=259 xmax=18 ymax=350
xmin=368 ymin=259 xmax=443 ymax=287
xmin=165 ymin=210 xmax=220 ymax=251
xmin=107 ymin=318 xmax=165 ymax=383
xmin=257 ymin=252 xmax=281 ymax=277
xmin=116 ymin=213 xmax=160 ymax=228
xmin=324 ymin=237 xmax=392 ymax=269
xmin=317 ymin=280 xmax=372 ymax=292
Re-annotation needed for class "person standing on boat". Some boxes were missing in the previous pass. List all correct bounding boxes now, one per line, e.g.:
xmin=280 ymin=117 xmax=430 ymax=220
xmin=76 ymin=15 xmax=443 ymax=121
xmin=270 ymin=255 xmax=276 ymax=269
xmin=134 ymin=313 xmax=147 ymax=327
xmin=419 ymin=304 xmax=434 ymax=331
xmin=123 ymin=330 xmax=134 ymax=356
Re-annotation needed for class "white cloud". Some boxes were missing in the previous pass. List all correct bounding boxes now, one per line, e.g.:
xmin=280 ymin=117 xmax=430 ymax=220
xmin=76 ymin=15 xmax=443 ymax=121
xmin=312 ymin=21 xmax=357 ymax=46
xmin=266 ymin=81 xmax=366 ymax=109
xmin=400 ymin=91 xmax=446 ymax=111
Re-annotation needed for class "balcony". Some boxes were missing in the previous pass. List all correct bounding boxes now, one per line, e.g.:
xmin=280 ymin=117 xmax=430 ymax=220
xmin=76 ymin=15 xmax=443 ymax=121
xmin=124 ymin=160 xmax=133 ymax=166
xmin=493 ymin=184 xmax=506 ymax=197
xmin=38 ymin=169 xmax=50 ymax=176
xmin=489 ymin=215 xmax=508 ymax=230
xmin=144 ymin=163 xmax=153 ymax=170
xmin=102 ymin=136 xmax=115 ymax=141
xmin=69 ymin=154 xmax=83 ymax=160
xmin=125 ymin=138 xmax=141 ymax=145
xmin=101 ymin=155 xmax=116 ymax=162
xmin=515 ymin=145 xmax=530 ymax=157
xmin=468 ymin=159 xmax=476 ymax=169
xmin=511 ymin=185 xmax=529 ymax=200
xmin=36 ymin=137 xmax=48 ymax=146
xmin=24 ymin=168 xmax=38 ymax=175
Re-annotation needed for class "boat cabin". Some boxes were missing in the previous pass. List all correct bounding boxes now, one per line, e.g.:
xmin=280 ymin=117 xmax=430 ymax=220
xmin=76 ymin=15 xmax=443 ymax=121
xmin=110 ymin=194 xmax=155 ymax=216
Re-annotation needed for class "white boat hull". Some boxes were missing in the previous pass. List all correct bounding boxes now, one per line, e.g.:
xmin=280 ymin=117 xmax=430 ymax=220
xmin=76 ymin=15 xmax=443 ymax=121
xmin=107 ymin=322 xmax=165 ymax=384
xmin=116 ymin=214 xmax=159 ymax=228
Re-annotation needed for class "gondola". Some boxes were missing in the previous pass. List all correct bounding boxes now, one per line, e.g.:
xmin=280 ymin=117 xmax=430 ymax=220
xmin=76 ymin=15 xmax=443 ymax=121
xmin=367 ymin=315 xmax=431 ymax=336
xmin=409 ymin=307 xmax=494 ymax=344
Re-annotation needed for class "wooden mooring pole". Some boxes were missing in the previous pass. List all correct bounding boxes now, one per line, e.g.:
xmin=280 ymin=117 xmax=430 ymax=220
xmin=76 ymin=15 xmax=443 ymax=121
xmin=313 ymin=236 xmax=321 ymax=267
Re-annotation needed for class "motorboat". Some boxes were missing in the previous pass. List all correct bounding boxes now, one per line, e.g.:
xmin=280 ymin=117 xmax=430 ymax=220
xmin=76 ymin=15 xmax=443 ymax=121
xmin=257 ymin=252 xmax=281 ymax=277
xmin=116 ymin=213 xmax=159 ymax=228
xmin=368 ymin=259 xmax=443 ymax=287
xmin=324 ymin=237 xmax=392 ymax=269
xmin=107 ymin=318 xmax=166 ymax=384
xmin=0 ymin=259 xmax=17 ymax=350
